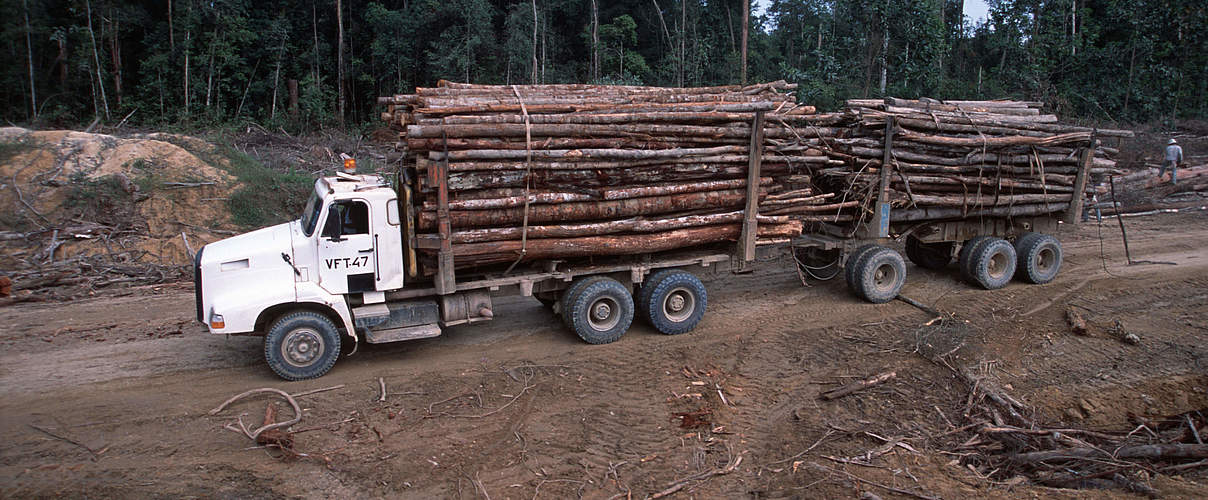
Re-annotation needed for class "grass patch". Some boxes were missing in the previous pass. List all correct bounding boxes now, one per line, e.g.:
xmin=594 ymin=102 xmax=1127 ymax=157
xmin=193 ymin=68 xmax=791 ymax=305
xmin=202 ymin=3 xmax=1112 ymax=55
xmin=166 ymin=141 xmax=313 ymax=229
xmin=217 ymin=147 xmax=313 ymax=228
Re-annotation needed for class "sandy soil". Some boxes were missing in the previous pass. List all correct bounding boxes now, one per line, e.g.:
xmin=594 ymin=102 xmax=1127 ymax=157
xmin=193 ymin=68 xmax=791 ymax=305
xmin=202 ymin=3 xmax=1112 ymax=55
xmin=2 ymin=211 xmax=1207 ymax=499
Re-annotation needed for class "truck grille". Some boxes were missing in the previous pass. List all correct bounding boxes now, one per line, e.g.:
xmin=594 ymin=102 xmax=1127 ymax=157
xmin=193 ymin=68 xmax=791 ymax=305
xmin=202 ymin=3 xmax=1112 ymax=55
xmin=194 ymin=246 xmax=205 ymax=323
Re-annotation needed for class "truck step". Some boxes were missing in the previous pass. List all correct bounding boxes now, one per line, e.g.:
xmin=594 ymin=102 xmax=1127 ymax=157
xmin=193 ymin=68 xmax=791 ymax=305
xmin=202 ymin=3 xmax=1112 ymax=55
xmin=353 ymin=300 xmax=440 ymax=330
xmin=365 ymin=323 xmax=442 ymax=344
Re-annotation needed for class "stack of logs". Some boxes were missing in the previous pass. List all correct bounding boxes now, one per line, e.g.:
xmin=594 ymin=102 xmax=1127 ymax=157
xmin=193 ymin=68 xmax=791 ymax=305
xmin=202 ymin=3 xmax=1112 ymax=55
xmin=379 ymin=86 xmax=1132 ymax=273
xmin=822 ymin=97 xmax=1131 ymax=223
xmin=379 ymin=81 xmax=854 ymax=271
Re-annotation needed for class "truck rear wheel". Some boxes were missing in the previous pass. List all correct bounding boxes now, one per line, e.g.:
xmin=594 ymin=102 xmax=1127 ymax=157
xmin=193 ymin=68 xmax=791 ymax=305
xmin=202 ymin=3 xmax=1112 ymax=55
xmin=850 ymin=247 xmax=907 ymax=303
xmin=565 ymin=277 xmax=633 ymax=344
xmin=1014 ymin=233 xmax=1062 ymax=284
xmin=264 ymin=311 xmax=341 ymax=381
xmin=560 ymin=277 xmax=604 ymax=328
xmin=905 ymin=236 xmax=953 ymax=270
xmin=958 ymin=235 xmax=994 ymax=283
xmin=638 ymin=270 xmax=707 ymax=335
xmin=968 ymin=238 xmax=1017 ymax=290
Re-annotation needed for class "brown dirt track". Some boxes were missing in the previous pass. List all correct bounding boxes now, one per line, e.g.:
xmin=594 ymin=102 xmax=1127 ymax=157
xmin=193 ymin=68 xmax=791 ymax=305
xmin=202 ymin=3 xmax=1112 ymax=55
xmin=2 ymin=210 xmax=1207 ymax=499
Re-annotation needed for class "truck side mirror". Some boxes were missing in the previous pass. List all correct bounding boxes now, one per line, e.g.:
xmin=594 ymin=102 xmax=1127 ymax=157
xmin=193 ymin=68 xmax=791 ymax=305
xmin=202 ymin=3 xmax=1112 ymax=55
xmin=322 ymin=208 xmax=345 ymax=242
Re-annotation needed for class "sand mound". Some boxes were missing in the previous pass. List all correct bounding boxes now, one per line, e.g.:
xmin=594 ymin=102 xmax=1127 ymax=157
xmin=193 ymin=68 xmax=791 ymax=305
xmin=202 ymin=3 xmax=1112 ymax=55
xmin=0 ymin=128 xmax=241 ymax=283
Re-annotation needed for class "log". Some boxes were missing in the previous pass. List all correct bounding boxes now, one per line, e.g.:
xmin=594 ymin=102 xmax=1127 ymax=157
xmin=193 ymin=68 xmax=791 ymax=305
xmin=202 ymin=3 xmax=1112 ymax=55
xmin=432 ymin=145 xmax=746 ymax=161
xmin=442 ymin=164 xmax=772 ymax=191
xmin=819 ymin=371 xmax=897 ymax=400
xmin=889 ymin=202 xmax=1070 ymax=221
xmin=429 ymin=111 xmax=766 ymax=125
xmin=892 ymin=192 xmax=1073 ymax=207
xmin=597 ymin=178 xmax=771 ymax=200
xmin=896 ymin=130 xmax=1091 ymax=148
xmin=433 ymin=211 xmax=791 ymax=244
xmin=763 ymin=200 xmax=860 ymax=215
xmin=417 ymin=188 xmax=756 ymax=229
xmin=406 ymin=136 xmax=743 ymax=151
xmin=444 ymin=222 xmax=802 ymax=259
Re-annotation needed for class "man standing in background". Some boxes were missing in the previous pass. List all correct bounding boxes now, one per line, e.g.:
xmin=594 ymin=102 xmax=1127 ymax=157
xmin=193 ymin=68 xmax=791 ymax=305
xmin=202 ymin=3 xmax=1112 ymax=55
xmin=1161 ymin=139 xmax=1184 ymax=184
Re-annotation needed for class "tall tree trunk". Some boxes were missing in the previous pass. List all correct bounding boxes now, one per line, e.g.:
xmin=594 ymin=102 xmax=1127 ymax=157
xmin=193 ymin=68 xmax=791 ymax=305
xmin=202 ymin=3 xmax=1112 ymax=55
xmin=530 ymin=0 xmax=538 ymax=83
xmin=650 ymin=0 xmax=673 ymax=53
xmin=288 ymin=79 xmax=299 ymax=117
xmin=271 ymin=32 xmax=285 ymax=119
xmin=725 ymin=5 xmax=735 ymax=53
xmin=679 ymin=0 xmax=685 ymax=88
xmin=336 ymin=0 xmax=345 ymax=126
xmin=184 ymin=31 xmax=190 ymax=117
xmin=55 ymin=36 xmax=66 ymax=88
xmin=236 ymin=58 xmax=260 ymax=117
xmin=22 ymin=0 xmax=36 ymax=120
xmin=879 ymin=26 xmax=888 ymax=95
xmin=740 ymin=0 xmax=749 ymax=84
xmin=591 ymin=0 xmax=599 ymax=81
xmin=312 ymin=1 xmax=320 ymax=85
xmin=1123 ymin=43 xmax=1136 ymax=117
xmin=110 ymin=8 xmax=122 ymax=107
xmin=1070 ymin=0 xmax=1076 ymax=56
xmin=205 ymin=32 xmax=217 ymax=109
xmin=168 ymin=0 xmax=174 ymax=51
xmin=85 ymin=0 xmax=110 ymax=120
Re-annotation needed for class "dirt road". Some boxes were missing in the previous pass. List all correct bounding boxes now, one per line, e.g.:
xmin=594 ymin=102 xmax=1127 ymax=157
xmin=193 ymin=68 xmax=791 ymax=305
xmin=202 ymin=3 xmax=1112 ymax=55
xmin=3 ymin=212 xmax=1208 ymax=498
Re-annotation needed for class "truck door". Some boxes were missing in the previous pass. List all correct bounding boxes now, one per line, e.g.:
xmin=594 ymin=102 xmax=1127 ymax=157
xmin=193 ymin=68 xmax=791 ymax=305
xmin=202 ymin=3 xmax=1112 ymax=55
xmin=317 ymin=199 xmax=377 ymax=294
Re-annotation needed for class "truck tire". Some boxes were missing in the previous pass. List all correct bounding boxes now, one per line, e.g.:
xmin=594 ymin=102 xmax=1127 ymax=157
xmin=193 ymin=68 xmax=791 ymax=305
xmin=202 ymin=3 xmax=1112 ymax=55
xmin=565 ymin=277 xmax=634 ymax=344
xmin=844 ymin=244 xmax=882 ymax=290
xmin=635 ymin=269 xmax=673 ymax=320
xmin=560 ymin=277 xmax=605 ymax=328
xmin=968 ymin=238 xmax=1017 ymax=290
xmin=638 ymin=270 xmax=707 ymax=335
xmin=850 ymin=247 xmax=907 ymax=303
xmin=957 ymin=235 xmax=994 ymax=284
xmin=264 ymin=311 xmax=341 ymax=381
xmin=1014 ymin=232 xmax=1062 ymax=284
xmin=905 ymin=236 xmax=953 ymax=270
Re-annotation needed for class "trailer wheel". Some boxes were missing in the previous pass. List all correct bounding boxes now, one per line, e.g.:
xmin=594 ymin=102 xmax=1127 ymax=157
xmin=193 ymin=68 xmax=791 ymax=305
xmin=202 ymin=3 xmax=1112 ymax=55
xmin=957 ymin=236 xmax=994 ymax=283
xmin=264 ymin=311 xmax=341 ymax=381
xmin=851 ymin=247 xmax=907 ymax=303
xmin=844 ymin=244 xmax=882 ymax=290
xmin=638 ymin=270 xmax=707 ymax=335
xmin=565 ymin=277 xmax=634 ymax=344
xmin=968 ymin=238 xmax=1017 ymax=290
xmin=1014 ymin=233 xmax=1062 ymax=284
xmin=905 ymin=236 xmax=953 ymax=270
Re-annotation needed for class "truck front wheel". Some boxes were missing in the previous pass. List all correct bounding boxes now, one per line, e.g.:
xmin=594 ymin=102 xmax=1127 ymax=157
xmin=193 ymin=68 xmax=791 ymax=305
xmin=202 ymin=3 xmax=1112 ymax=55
xmin=265 ymin=311 xmax=342 ymax=381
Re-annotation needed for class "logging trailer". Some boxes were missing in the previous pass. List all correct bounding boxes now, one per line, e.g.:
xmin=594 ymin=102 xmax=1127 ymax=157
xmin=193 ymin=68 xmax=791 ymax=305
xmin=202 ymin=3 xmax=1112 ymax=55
xmin=193 ymin=115 xmax=1089 ymax=381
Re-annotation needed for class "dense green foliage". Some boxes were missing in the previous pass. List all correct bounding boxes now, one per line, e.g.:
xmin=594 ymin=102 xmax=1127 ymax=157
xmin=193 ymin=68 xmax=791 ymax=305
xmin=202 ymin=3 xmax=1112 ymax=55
xmin=1 ymin=0 xmax=1203 ymax=129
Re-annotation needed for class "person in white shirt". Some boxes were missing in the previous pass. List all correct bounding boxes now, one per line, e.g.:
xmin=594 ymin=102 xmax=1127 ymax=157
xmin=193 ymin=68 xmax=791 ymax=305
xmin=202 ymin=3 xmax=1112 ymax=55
xmin=1161 ymin=138 xmax=1184 ymax=184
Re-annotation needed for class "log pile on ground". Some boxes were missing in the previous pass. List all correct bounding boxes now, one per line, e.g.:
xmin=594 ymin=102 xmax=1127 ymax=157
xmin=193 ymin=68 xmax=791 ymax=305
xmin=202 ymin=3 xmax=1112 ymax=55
xmin=379 ymin=86 xmax=1135 ymax=274
xmin=379 ymin=81 xmax=839 ymax=271
xmin=819 ymin=97 xmax=1133 ymax=224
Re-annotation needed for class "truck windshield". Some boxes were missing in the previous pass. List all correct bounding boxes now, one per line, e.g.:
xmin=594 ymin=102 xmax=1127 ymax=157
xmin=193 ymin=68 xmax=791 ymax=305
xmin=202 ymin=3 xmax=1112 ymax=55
xmin=300 ymin=191 xmax=323 ymax=236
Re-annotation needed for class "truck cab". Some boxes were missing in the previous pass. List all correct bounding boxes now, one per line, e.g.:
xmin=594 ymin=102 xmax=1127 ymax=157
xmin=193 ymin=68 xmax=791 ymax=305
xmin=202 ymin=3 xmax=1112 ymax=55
xmin=195 ymin=173 xmax=416 ymax=379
